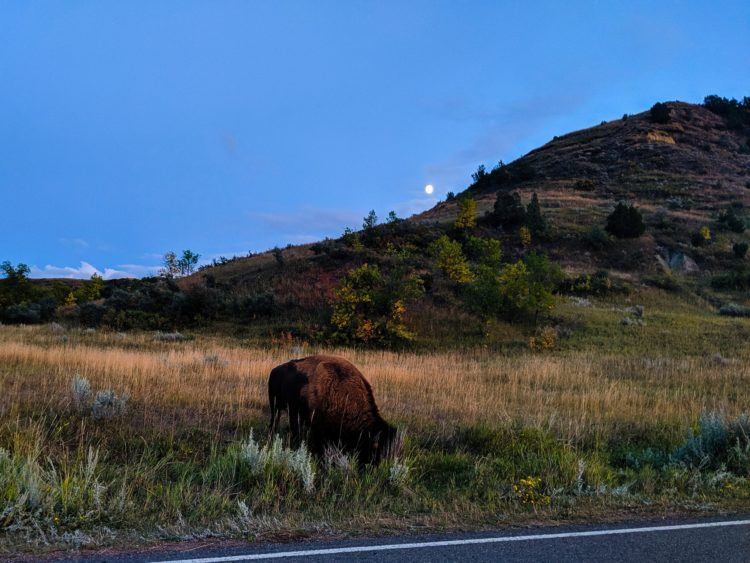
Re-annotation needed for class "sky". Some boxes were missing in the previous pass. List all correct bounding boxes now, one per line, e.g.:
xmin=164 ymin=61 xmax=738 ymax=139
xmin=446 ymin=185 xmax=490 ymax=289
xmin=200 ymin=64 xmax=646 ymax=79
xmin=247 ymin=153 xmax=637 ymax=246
xmin=1 ymin=1 xmax=749 ymax=279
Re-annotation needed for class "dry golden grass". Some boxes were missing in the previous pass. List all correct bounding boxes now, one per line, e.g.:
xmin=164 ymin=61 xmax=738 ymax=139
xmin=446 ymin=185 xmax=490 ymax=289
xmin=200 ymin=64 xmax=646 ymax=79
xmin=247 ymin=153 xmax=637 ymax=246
xmin=2 ymin=324 xmax=749 ymax=444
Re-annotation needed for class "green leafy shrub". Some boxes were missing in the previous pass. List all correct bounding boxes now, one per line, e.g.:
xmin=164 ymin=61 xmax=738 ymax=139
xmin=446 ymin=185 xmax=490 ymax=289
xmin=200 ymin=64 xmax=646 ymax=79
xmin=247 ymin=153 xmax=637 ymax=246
xmin=330 ymin=263 xmax=423 ymax=345
xmin=464 ymin=253 xmax=560 ymax=321
xmin=431 ymin=235 xmax=473 ymax=283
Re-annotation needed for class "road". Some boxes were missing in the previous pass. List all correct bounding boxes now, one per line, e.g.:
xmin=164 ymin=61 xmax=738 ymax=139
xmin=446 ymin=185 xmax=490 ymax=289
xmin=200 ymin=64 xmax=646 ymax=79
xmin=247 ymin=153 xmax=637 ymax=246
xmin=50 ymin=517 xmax=750 ymax=562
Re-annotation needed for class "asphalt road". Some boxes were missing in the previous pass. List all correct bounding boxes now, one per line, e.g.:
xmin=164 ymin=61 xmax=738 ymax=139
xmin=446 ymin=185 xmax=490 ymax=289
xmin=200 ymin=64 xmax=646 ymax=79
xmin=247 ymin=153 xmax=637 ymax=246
xmin=45 ymin=517 xmax=750 ymax=562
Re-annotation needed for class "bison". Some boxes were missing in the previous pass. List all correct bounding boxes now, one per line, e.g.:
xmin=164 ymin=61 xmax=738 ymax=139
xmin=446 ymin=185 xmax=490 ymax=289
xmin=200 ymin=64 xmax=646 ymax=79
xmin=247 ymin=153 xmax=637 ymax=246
xmin=268 ymin=354 xmax=399 ymax=464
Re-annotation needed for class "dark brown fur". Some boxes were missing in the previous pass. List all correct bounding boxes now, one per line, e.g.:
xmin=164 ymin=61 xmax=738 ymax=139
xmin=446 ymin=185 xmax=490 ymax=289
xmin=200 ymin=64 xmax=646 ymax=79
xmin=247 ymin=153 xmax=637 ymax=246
xmin=268 ymin=355 xmax=397 ymax=464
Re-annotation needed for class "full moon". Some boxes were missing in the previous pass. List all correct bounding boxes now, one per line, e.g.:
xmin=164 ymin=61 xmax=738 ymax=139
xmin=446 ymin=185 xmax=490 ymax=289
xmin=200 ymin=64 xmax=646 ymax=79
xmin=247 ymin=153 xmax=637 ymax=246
xmin=424 ymin=184 xmax=434 ymax=195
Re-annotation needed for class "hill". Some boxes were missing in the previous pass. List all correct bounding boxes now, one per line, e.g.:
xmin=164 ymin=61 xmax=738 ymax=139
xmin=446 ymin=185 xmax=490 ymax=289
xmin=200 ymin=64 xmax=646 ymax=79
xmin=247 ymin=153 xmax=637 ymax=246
xmin=10 ymin=97 xmax=750 ymax=345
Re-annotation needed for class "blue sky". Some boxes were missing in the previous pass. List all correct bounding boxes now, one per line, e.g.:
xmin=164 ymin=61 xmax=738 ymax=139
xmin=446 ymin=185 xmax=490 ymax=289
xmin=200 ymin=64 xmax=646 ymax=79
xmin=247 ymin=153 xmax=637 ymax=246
xmin=2 ymin=1 xmax=749 ymax=278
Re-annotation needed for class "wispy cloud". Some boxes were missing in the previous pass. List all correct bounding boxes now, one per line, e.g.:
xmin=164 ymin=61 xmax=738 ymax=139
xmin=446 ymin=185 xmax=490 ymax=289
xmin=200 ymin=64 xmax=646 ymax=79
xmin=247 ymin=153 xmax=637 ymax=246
xmin=29 ymin=262 xmax=160 ymax=280
xmin=59 ymin=238 xmax=90 ymax=250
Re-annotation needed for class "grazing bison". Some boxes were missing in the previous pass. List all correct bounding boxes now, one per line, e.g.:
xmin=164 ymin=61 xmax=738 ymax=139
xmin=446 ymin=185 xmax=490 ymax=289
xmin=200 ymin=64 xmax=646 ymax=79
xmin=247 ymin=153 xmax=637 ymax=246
xmin=268 ymin=355 xmax=398 ymax=464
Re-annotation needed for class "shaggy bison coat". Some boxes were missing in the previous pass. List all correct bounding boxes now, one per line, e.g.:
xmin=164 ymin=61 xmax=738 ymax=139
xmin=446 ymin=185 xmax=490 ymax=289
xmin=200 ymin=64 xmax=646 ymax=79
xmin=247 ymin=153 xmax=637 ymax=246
xmin=268 ymin=355 xmax=397 ymax=464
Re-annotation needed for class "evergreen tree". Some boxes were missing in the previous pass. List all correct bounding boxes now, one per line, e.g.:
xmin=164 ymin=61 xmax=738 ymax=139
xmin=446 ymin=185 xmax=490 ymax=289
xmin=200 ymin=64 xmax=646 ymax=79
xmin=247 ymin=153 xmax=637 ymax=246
xmin=493 ymin=191 xmax=526 ymax=231
xmin=525 ymin=192 xmax=546 ymax=234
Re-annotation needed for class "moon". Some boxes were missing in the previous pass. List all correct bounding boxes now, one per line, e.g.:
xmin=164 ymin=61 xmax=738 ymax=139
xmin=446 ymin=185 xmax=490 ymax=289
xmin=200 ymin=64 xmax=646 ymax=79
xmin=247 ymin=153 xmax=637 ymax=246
xmin=424 ymin=184 xmax=434 ymax=195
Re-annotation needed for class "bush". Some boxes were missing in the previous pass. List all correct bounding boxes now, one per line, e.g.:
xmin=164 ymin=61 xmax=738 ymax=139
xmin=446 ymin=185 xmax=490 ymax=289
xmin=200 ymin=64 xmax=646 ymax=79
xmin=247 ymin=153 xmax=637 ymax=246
xmin=431 ymin=235 xmax=473 ymax=283
xmin=605 ymin=203 xmax=645 ymax=239
xmin=733 ymin=242 xmax=748 ymax=259
xmin=718 ymin=303 xmax=750 ymax=317
xmin=464 ymin=253 xmax=560 ymax=321
xmin=454 ymin=197 xmax=477 ymax=230
xmin=582 ymin=227 xmax=612 ymax=251
xmin=78 ymin=302 xmax=106 ymax=327
xmin=711 ymin=266 xmax=750 ymax=290
xmin=649 ymin=102 xmax=671 ymax=124
xmin=718 ymin=208 xmax=746 ymax=233
xmin=330 ymin=263 xmax=424 ymax=345
xmin=463 ymin=236 xmax=502 ymax=268
xmin=672 ymin=413 xmax=750 ymax=474
xmin=691 ymin=226 xmax=711 ymax=247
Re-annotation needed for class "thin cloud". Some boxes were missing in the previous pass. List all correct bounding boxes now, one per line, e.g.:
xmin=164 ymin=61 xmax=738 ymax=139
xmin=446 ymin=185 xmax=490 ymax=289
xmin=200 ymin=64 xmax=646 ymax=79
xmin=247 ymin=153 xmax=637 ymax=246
xmin=59 ymin=238 xmax=90 ymax=250
xmin=29 ymin=261 xmax=160 ymax=280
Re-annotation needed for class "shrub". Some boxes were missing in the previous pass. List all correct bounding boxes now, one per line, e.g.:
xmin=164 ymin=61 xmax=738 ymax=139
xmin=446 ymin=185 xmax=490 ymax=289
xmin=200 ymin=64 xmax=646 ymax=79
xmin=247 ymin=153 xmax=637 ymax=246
xmin=465 ymin=254 xmax=560 ymax=321
xmin=733 ymin=242 xmax=748 ymax=259
xmin=463 ymin=236 xmax=502 ymax=268
xmin=718 ymin=303 xmax=750 ymax=317
xmin=691 ymin=226 xmax=711 ymax=247
xmin=711 ymin=266 xmax=750 ymax=290
xmin=330 ymin=263 xmax=423 ymax=345
xmin=703 ymin=95 xmax=750 ymax=131
xmin=582 ymin=226 xmax=612 ymax=251
xmin=239 ymin=433 xmax=316 ymax=492
xmin=431 ymin=235 xmax=473 ymax=283
xmin=649 ymin=102 xmax=671 ymax=124
xmin=92 ymin=389 xmax=129 ymax=420
xmin=718 ymin=208 xmax=746 ymax=233
xmin=519 ymin=226 xmax=532 ymax=248
xmin=672 ymin=413 xmax=750 ymax=474
xmin=78 ymin=302 xmax=106 ymax=327
xmin=605 ymin=202 xmax=645 ymax=239
xmin=493 ymin=191 xmax=526 ymax=231
xmin=454 ymin=197 xmax=477 ymax=230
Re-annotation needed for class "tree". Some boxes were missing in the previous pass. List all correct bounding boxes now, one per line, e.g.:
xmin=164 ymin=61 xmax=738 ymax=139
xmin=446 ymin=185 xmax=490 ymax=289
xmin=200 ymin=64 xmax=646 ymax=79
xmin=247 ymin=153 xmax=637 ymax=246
xmin=493 ymin=191 xmax=526 ymax=231
xmin=363 ymin=210 xmax=378 ymax=230
xmin=74 ymin=273 xmax=104 ymax=303
xmin=525 ymin=192 xmax=546 ymax=234
xmin=386 ymin=210 xmax=400 ymax=224
xmin=650 ymin=102 xmax=671 ymax=124
xmin=330 ymin=263 xmax=423 ymax=345
xmin=605 ymin=202 xmax=645 ymax=239
xmin=161 ymin=252 xmax=180 ymax=278
xmin=431 ymin=235 xmax=474 ymax=283
xmin=272 ymin=246 xmax=284 ymax=267
xmin=161 ymin=250 xmax=201 ymax=277
xmin=454 ymin=197 xmax=477 ymax=230
xmin=464 ymin=236 xmax=502 ymax=268
xmin=464 ymin=253 xmax=560 ymax=322
xmin=471 ymin=165 xmax=487 ymax=184
xmin=178 ymin=250 xmax=200 ymax=275
xmin=0 ymin=261 xmax=35 ymax=307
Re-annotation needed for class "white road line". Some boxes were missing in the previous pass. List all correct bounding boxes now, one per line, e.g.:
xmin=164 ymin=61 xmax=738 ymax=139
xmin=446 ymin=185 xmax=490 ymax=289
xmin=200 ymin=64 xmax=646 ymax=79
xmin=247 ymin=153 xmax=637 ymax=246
xmin=149 ymin=519 xmax=750 ymax=562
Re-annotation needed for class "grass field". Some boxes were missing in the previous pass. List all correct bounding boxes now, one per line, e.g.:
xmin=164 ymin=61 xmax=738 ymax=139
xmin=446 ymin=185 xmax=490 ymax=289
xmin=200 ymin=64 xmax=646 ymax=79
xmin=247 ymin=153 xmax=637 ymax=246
xmin=1 ymin=288 xmax=750 ymax=555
